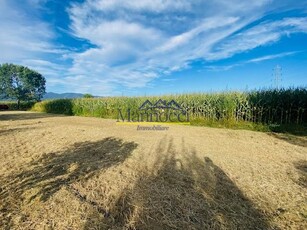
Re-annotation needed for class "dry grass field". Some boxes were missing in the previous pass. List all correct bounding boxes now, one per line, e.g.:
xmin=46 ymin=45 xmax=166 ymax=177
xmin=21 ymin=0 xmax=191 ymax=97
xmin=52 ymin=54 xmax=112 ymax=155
xmin=0 ymin=111 xmax=306 ymax=229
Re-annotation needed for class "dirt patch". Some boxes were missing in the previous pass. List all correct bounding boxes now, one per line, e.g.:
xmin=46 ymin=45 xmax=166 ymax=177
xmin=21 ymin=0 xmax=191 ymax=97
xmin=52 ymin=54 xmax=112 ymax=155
xmin=0 ymin=111 xmax=306 ymax=229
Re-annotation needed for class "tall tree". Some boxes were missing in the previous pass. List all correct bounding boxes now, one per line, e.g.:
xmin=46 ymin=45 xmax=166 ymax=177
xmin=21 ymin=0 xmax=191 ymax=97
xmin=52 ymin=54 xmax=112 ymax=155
xmin=0 ymin=64 xmax=11 ymax=99
xmin=0 ymin=63 xmax=46 ymax=108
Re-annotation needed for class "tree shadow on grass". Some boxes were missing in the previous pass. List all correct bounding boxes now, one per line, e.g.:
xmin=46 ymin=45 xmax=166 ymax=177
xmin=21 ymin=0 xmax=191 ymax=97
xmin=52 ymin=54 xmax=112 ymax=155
xmin=0 ymin=112 xmax=64 ymax=121
xmin=268 ymin=123 xmax=307 ymax=137
xmin=85 ymin=137 xmax=273 ymax=230
xmin=294 ymin=160 xmax=307 ymax=188
xmin=0 ymin=126 xmax=39 ymax=135
xmin=268 ymin=133 xmax=307 ymax=148
xmin=0 ymin=137 xmax=137 ymax=228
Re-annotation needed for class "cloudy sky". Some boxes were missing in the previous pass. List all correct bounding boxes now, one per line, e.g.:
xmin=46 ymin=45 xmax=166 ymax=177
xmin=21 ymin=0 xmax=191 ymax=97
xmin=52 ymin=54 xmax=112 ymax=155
xmin=0 ymin=0 xmax=306 ymax=96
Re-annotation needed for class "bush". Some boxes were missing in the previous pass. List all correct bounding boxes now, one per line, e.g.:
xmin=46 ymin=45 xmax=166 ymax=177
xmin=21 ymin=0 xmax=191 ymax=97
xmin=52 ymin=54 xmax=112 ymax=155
xmin=32 ymin=99 xmax=73 ymax=115
xmin=0 ymin=101 xmax=35 ymax=110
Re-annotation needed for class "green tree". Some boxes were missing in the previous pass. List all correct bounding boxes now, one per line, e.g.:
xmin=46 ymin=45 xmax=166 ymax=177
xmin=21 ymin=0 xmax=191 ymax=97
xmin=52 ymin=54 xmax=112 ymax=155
xmin=0 ymin=64 xmax=11 ymax=99
xmin=0 ymin=63 xmax=46 ymax=108
xmin=83 ymin=93 xmax=94 ymax=98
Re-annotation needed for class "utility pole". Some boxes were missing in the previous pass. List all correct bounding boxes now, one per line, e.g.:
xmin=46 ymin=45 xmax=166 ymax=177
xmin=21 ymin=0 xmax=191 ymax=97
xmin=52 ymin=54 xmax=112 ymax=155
xmin=272 ymin=65 xmax=282 ymax=89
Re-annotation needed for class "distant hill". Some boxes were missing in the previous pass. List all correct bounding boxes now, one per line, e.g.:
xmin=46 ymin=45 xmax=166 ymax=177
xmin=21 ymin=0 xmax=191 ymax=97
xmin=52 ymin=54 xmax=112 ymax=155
xmin=43 ymin=92 xmax=85 ymax=100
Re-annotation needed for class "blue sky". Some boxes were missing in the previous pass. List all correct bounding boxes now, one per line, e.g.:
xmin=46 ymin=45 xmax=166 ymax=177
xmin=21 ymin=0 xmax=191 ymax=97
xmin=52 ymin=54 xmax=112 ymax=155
xmin=0 ymin=0 xmax=306 ymax=96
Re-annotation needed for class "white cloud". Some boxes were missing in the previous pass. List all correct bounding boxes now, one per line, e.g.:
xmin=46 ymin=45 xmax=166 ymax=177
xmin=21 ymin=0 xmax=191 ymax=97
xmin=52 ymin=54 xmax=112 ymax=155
xmin=0 ymin=0 xmax=71 ymax=93
xmin=1 ymin=0 xmax=306 ymax=95
xmin=20 ymin=59 xmax=67 ymax=85
xmin=206 ymin=51 xmax=300 ymax=71
xmin=206 ymin=17 xmax=307 ymax=60
xmin=67 ymin=0 xmax=273 ymax=93
xmin=246 ymin=51 xmax=299 ymax=63
xmin=0 ymin=1 xmax=60 ymax=62
xmin=93 ymin=0 xmax=192 ymax=12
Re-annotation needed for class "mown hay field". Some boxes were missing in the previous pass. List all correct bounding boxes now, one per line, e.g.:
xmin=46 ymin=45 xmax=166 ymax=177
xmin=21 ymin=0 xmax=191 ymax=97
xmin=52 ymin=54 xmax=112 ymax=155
xmin=0 ymin=111 xmax=306 ymax=229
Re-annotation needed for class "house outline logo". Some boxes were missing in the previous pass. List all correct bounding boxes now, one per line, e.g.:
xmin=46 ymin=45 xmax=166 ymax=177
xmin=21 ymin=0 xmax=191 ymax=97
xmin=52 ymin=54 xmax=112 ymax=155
xmin=139 ymin=99 xmax=184 ymax=111
xmin=117 ymin=99 xmax=189 ymax=123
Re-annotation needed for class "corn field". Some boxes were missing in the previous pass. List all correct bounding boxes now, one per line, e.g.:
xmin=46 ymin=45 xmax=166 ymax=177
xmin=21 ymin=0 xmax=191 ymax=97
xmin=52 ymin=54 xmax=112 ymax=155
xmin=31 ymin=88 xmax=307 ymax=125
